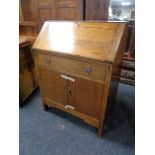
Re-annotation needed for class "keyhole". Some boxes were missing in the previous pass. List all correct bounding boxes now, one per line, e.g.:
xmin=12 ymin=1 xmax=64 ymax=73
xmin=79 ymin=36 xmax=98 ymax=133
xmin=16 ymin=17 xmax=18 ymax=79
xmin=67 ymin=86 xmax=72 ymax=96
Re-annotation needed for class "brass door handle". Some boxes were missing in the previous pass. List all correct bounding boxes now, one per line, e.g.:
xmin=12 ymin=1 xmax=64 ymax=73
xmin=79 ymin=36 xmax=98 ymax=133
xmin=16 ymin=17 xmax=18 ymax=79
xmin=60 ymin=74 xmax=68 ymax=80
xmin=67 ymin=76 xmax=75 ymax=82
xmin=65 ymin=105 xmax=75 ymax=110
xmin=60 ymin=74 xmax=75 ymax=82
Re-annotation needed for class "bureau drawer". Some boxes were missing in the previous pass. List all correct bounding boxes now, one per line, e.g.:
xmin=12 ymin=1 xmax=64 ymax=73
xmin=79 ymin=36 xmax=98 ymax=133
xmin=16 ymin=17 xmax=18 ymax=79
xmin=122 ymin=60 xmax=135 ymax=69
xmin=121 ymin=69 xmax=135 ymax=79
xmin=37 ymin=53 xmax=107 ymax=83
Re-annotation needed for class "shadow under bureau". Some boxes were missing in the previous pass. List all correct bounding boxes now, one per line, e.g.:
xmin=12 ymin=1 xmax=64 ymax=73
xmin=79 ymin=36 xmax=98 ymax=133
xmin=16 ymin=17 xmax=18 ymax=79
xmin=32 ymin=21 xmax=128 ymax=137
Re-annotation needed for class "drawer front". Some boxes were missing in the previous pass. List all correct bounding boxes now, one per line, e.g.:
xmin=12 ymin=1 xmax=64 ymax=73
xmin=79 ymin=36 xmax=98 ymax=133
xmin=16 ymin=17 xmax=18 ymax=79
xmin=120 ymin=77 xmax=135 ymax=86
xmin=37 ymin=53 xmax=107 ymax=83
xmin=122 ymin=60 xmax=135 ymax=69
xmin=121 ymin=69 xmax=135 ymax=79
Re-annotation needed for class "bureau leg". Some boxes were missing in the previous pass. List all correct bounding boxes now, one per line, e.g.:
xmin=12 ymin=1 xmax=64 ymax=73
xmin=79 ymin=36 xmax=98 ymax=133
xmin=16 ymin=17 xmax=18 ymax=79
xmin=43 ymin=104 xmax=48 ymax=111
xmin=42 ymin=99 xmax=48 ymax=111
xmin=97 ymin=126 xmax=103 ymax=137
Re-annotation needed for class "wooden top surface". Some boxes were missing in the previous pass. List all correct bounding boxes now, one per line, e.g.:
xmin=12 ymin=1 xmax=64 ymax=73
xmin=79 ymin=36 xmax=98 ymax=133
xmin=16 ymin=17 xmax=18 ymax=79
xmin=33 ymin=21 xmax=126 ymax=63
xmin=19 ymin=36 xmax=31 ymax=47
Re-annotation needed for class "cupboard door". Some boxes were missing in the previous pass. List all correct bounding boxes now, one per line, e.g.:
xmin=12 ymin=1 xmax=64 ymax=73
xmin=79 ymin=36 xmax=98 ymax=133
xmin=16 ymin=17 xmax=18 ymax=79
xmin=20 ymin=0 xmax=36 ymax=21
xmin=39 ymin=68 xmax=68 ymax=105
xmin=56 ymin=7 xmax=76 ymax=20
xmin=55 ymin=0 xmax=83 ymax=20
xmin=85 ymin=0 xmax=109 ymax=20
xmin=37 ymin=0 xmax=55 ymax=29
xmin=68 ymin=76 xmax=104 ymax=119
xmin=38 ymin=8 xmax=54 ymax=29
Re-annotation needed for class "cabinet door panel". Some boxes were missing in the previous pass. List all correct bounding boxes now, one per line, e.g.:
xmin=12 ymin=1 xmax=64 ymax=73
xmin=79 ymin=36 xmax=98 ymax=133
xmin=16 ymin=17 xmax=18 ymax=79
xmin=38 ymin=8 xmax=54 ymax=28
xmin=37 ymin=0 xmax=54 ymax=29
xmin=68 ymin=76 xmax=104 ymax=119
xmin=38 ymin=0 xmax=52 ymax=7
xmin=56 ymin=8 xmax=76 ymax=20
xmin=39 ymin=68 xmax=68 ymax=105
xmin=55 ymin=0 xmax=83 ymax=20
xmin=85 ymin=0 xmax=109 ymax=20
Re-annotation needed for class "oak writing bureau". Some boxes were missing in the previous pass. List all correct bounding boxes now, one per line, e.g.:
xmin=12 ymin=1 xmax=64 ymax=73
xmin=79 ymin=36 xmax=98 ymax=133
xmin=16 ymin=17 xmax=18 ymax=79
xmin=32 ymin=21 xmax=128 ymax=137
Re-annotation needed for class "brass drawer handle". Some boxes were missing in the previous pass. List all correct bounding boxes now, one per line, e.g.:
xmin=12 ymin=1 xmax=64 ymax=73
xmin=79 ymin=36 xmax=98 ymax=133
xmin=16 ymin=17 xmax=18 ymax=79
xmin=84 ymin=67 xmax=92 ymax=75
xmin=44 ymin=58 xmax=51 ymax=64
xmin=65 ymin=105 xmax=75 ymax=110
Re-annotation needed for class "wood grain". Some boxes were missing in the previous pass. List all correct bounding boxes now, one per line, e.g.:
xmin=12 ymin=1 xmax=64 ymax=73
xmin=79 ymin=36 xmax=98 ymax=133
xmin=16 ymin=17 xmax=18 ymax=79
xmin=33 ymin=21 xmax=128 ymax=137
xmin=37 ymin=52 xmax=107 ymax=83
xmin=68 ymin=76 xmax=104 ymax=119
xmin=36 ymin=0 xmax=84 ymax=29
xmin=33 ymin=21 xmax=126 ymax=63
xmin=39 ymin=68 xmax=68 ymax=105
xmin=19 ymin=38 xmax=38 ymax=104
xmin=85 ymin=0 xmax=110 ymax=20
xmin=43 ymin=97 xmax=100 ymax=128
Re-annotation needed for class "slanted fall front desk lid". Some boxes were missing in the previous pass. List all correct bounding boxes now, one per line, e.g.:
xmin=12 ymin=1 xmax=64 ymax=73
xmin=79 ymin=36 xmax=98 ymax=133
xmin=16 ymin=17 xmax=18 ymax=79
xmin=33 ymin=21 xmax=127 ymax=63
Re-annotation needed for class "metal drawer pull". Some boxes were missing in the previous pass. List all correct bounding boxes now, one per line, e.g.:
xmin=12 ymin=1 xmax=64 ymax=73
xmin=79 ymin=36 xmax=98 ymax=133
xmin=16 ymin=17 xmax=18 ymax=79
xmin=65 ymin=105 xmax=75 ymax=110
xmin=60 ymin=74 xmax=68 ymax=80
xmin=84 ymin=67 xmax=92 ymax=75
xmin=129 ymin=63 xmax=135 ymax=68
xmin=67 ymin=76 xmax=75 ymax=82
xmin=60 ymin=74 xmax=75 ymax=82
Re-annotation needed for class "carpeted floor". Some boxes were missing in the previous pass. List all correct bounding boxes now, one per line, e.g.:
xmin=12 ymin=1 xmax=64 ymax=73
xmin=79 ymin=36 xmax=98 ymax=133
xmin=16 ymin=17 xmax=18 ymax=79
xmin=19 ymin=83 xmax=135 ymax=155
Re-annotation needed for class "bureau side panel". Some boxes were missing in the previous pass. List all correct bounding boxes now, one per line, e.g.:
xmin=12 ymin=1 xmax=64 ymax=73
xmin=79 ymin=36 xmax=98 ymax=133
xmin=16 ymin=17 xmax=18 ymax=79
xmin=98 ymin=64 xmax=113 ymax=136
xmin=112 ymin=24 xmax=128 ymax=80
xmin=105 ymin=24 xmax=128 ymax=123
